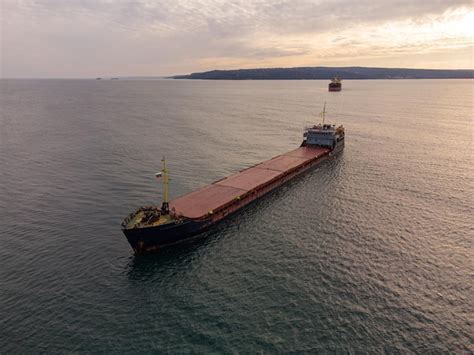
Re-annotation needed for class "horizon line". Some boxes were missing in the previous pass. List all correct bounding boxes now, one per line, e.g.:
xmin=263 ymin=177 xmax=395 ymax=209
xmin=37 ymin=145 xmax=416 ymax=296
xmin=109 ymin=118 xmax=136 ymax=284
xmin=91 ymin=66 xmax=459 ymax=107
xmin=2 ymin=65 xmax=473 ymax=80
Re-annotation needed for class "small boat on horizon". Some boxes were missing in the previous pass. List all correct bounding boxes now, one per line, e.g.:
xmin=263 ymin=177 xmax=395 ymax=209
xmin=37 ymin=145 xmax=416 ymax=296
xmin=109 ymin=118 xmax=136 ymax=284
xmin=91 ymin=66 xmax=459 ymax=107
xmin=328 ymin=77 xmax=342 ymax=91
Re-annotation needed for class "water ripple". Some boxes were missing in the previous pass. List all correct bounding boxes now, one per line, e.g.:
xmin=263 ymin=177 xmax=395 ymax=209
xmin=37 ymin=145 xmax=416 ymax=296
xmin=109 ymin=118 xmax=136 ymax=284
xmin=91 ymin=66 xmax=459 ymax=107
xmin=0 ymin=79 xmax=472 ymax=352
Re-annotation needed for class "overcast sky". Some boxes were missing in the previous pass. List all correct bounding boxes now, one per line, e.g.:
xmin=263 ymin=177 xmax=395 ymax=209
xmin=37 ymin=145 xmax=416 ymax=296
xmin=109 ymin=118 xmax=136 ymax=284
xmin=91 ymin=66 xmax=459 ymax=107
xmin=1 ymin=0 xmax=473 ymax=78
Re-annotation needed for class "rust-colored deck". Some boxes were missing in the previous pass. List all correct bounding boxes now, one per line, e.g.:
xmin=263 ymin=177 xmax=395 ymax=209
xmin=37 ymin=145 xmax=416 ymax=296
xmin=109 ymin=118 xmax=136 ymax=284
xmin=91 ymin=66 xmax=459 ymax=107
xmin=170 ymin=146 xmax=329 ymax=219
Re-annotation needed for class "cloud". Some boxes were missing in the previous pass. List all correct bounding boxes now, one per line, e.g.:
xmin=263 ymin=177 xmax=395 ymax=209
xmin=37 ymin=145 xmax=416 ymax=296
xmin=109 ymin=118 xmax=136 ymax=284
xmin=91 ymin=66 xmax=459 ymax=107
xmin=1 ymin=0 xmax=473 ymax=77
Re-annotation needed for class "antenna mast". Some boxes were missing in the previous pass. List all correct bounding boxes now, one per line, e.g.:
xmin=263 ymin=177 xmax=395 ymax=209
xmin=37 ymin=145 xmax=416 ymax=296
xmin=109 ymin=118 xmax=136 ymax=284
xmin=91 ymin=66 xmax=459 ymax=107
xmin=322 ymin=101 xmax=327 ymax=125
xmin=161 ymin=156 xmax=170 ymax=214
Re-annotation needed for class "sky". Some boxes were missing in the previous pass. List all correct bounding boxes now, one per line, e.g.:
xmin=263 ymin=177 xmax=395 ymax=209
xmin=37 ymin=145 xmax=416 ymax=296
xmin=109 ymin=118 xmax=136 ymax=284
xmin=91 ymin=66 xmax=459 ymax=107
xmin=1 ymin=0 xmax=473 ymax=78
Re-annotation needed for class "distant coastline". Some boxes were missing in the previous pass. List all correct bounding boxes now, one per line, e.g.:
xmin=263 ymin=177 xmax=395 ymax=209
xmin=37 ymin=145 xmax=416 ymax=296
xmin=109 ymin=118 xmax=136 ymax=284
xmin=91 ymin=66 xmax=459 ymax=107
xmin=172 ymin=66 xmax=473 ymax=80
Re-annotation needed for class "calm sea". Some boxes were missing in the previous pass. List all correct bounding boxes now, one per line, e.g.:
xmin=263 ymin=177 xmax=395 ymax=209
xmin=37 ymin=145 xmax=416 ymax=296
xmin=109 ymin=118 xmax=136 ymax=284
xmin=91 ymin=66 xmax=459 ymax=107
xmin=0 ymin=79 xmax=472 ymax=352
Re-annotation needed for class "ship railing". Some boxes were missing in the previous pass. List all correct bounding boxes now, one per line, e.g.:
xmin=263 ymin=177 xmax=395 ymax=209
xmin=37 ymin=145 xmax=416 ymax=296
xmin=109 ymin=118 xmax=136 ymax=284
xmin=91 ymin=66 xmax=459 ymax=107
xmin=304 ymin=124 xmax=336 ymax=131
xmin=121 ymin=212 xmax=135 ymax=228
xmin=121 ymin=206 xmax=163 ymax=228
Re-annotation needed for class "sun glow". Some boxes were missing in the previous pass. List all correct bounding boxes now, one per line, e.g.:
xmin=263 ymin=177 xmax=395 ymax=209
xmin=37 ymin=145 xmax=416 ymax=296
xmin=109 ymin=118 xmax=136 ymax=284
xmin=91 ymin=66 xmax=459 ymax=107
xmin=199 ymin=6 xmax=474 ymax=71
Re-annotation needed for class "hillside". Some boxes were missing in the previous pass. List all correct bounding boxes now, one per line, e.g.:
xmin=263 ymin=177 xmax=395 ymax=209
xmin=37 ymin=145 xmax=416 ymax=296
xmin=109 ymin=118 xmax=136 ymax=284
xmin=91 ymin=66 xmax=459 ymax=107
xmin=172 ymin=66 xmax=473 ymax=80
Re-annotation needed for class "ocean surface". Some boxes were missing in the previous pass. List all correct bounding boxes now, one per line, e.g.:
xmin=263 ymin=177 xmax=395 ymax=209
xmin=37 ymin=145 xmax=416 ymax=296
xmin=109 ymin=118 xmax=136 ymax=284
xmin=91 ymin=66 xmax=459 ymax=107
xmin=0 ymin=79 xmax=472 ymax=352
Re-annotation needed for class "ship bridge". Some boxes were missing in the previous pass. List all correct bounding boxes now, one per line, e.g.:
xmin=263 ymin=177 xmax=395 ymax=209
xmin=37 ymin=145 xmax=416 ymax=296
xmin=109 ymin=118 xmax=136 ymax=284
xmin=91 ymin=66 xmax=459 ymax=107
xmin=303 ymin=123 xmax=344 ymax=149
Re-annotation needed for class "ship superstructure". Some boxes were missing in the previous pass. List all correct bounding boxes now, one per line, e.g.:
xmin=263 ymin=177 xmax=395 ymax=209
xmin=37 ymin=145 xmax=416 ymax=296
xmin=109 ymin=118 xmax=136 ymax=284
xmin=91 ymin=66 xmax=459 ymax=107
xmin=303 ymin=103 xmax=344 ymax=150
xmin=122 ymin=104 xmax=345 ymax=253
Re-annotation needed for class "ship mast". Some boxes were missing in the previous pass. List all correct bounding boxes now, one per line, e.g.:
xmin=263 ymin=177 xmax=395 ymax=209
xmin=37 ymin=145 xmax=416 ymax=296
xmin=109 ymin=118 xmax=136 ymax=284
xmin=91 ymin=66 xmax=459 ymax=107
xmin=321 ymin=101 xmax=327 ymax=125
xmin=160 ymin=156 xmax=170 ymax=215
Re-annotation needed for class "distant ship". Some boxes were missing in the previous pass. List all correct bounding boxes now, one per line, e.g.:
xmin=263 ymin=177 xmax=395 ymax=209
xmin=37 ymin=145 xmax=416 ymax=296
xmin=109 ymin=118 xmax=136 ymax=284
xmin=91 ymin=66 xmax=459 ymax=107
xmin=121 ymin=103 xmax=345 ymax=253
xmin=328 ymin=77 xmax=342 ymax=91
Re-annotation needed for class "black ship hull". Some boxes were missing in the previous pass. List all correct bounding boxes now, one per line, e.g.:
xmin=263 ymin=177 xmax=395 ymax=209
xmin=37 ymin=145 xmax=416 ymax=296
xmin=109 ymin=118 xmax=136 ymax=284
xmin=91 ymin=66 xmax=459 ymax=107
xmin=123 ymin=219 xmax=210 ymax=253
xmin=328 ymin=85 xmax=341 ymax=92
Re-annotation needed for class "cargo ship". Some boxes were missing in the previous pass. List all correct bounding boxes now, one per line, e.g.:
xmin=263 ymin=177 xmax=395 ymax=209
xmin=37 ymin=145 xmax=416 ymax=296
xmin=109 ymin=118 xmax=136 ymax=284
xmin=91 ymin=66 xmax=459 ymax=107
xmin=121 ymin=105 xmax=345 ymax=253
xmin=328 ymin=77 xmax=342 ymax=91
